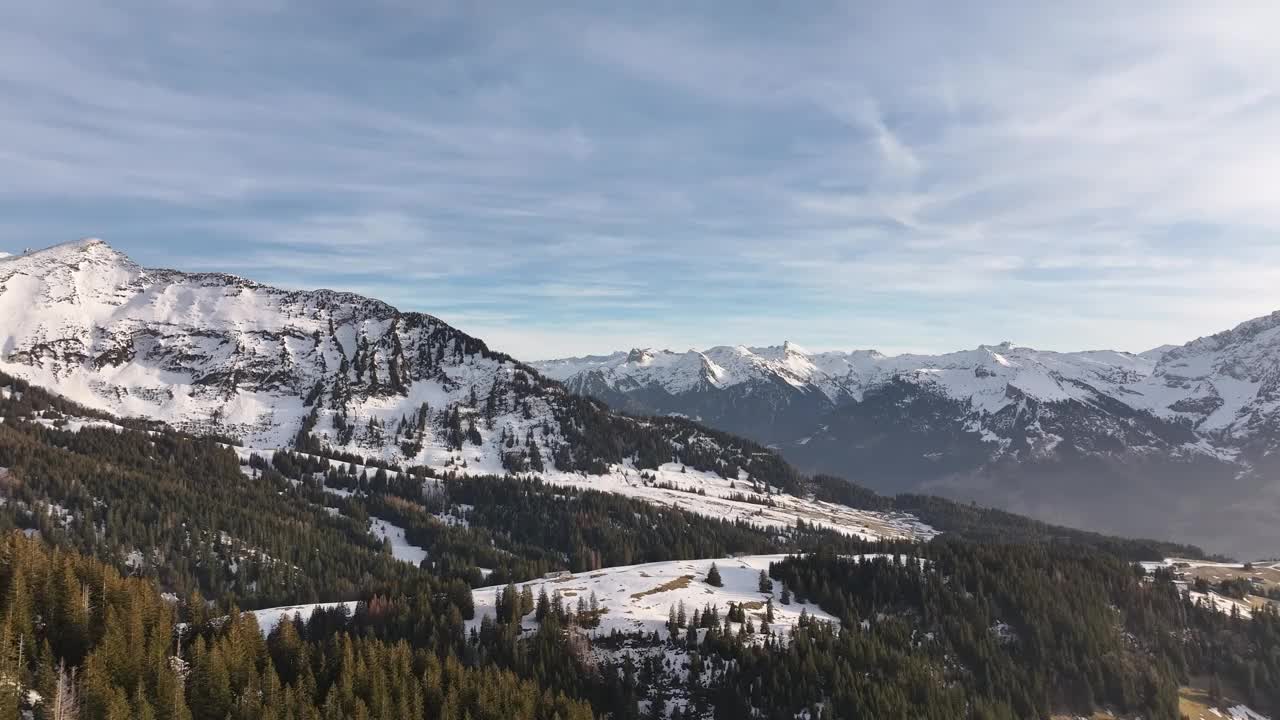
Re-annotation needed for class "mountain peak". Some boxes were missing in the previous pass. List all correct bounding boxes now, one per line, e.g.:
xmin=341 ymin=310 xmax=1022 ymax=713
xmin=1162 ymin=309 xmax=1280 ymax=364
xmin=977 ymin=341 xmax=1015 ymax=352
xmin=625 ymin=348 xmax=655 ymax=364
xmin=19 ymin=237 xmax=135 ymax=268
xmin=45 ymin=236 xmax=109 ymax=252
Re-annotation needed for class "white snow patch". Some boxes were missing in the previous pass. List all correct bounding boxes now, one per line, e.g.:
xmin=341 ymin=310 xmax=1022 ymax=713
xmin=249 ymin=601 xmax=359 ymax=636
xmin=469 ymin=555 xmax=838 ymax=642
xmin=369 ymin=516 xmax=428 ymax=566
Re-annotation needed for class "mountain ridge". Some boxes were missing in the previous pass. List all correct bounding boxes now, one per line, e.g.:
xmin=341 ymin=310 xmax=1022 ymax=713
xmin=0 ymin=238 xmax=940 ymax=544
xmin=532 ymin=313 xmax=1280 ymax=557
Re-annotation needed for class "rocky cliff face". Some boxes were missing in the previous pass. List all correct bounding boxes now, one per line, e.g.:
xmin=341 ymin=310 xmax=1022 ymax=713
xmin=1 ymin=240 xmax=522 ymax=458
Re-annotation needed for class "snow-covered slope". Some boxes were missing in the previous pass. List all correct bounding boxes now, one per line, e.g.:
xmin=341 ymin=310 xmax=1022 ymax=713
xmin=0 ymin=239 xmax=933 ymax=543
xmin=468 ymin=555 xmax=840 ymax=641
xmin=1137 ymin=311 xmax=1280 ymax=443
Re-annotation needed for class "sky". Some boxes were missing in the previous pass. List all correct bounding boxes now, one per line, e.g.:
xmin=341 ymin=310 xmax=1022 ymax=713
xmin=3 ymin=1 xmax=1280 ymax=360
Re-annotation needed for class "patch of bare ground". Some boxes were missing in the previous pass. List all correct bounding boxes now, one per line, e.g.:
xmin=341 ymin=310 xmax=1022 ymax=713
xmin=630 ymin=574 xmax=694 ymax=600
xmin=1183 ymin=563 xmax=1280 ymax=593
xmin=1178 ymin=675 xmax=1253 ymax=720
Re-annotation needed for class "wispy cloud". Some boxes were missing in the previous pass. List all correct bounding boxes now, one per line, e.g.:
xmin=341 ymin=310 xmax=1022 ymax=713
xmin=2 ymin=2 xmax=1279 ymax=359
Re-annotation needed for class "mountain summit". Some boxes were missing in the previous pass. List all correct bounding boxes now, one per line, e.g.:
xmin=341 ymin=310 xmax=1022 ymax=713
xmin=2 ymin=238 xmax=510 ymax=455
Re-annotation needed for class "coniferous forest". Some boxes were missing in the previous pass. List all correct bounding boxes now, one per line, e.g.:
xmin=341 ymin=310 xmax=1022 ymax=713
xmin=0 ymin=371 xmax=1277 ymax=719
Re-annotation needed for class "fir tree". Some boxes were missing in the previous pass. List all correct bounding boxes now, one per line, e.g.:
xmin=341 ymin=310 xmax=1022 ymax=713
xmin=758 ymin=569 xmax=774 ymax=594
xmin=706 ymin=563 xmax=723 ymax=588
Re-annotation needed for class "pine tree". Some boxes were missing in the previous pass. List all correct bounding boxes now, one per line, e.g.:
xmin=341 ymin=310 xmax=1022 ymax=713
xmin=536 ymin=588 xmax=551 ymax=623
xmin=706 ymin=563 xmax=723 ymax=588
xmin=758 ymin=570 xmax=773 ymax=594
xmin=132 ymin=682 xmax=157 ymax=720
xmin=649 ymin=687 xmax=668 ymax=719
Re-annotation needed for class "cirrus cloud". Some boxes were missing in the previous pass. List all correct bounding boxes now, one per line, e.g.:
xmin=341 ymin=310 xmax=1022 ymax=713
xmin=1 ymin=1 xmax=1278 ymax=359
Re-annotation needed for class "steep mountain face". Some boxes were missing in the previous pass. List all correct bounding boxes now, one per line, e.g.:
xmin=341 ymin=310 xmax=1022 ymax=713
xmin=0 ymin=239 xmax=774 ymax=483
xmin=2 ymin=239 xmax=525 ymax=460
xmin=534 ymin=323 xmax=1280 ymax=558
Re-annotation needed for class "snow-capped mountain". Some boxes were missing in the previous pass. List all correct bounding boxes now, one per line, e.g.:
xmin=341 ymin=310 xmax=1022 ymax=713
xmin=1 ymin=238 xmax=550 ymax=463
xmin=535 ymin=325 xmax=1280 ymax=460
xmin=534 ymin=317 xmax=1280 ymax=557
xmin=536 ymin=341 xmax=1188 ymax=455
xmin=0 ymin=239 xmax=933 ymax=543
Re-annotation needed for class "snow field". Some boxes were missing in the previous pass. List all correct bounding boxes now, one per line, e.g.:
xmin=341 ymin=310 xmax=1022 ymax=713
xmin=468 ymin=555 xmax=841 ymax=642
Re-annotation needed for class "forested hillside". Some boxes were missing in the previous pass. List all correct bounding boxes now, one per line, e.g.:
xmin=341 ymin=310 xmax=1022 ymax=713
xmin=3 ymin=534 xmax=1276 ymax=719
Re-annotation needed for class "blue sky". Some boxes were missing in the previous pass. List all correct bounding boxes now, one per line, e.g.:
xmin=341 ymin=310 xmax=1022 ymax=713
xmin=4 ymin=1 xmax=1280 ymax=359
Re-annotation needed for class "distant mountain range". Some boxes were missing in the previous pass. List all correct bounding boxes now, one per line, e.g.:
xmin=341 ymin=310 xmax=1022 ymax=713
xmin=532 ymin=318 xmax=1280 ymax=558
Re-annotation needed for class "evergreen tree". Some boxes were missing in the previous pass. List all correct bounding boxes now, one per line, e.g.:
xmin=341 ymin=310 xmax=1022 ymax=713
xmin=706 ymin=563 xmax=723 ymax=588
xmin=758 ymin=569 xmax=773 ymax=594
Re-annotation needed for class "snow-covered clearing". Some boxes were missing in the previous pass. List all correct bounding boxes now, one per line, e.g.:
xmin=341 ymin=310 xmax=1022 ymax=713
xmin=368 ymin=517 xmax=427 ymax=566
xmin=1188 ymin=591 xmax=1256 ymax=620
xmin=511 ymin=462 xmax=933 ymax=543
xmin=249 ymin=601 xmax=359 ymax=636
xmin=1140 ymin=558 xmax=1275 ymax=620
xmin=469 ymin=555 xmax=841 ymax=641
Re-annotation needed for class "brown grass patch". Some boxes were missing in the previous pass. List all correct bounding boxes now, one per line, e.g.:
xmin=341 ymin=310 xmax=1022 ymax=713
xmin=1183 ymin=563 xmax=1280 ymax=592
xmin=1178 ymin=675 xmax=1252 ymax=720
xmin=630 ymin=575 xmax=694 ymax=600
